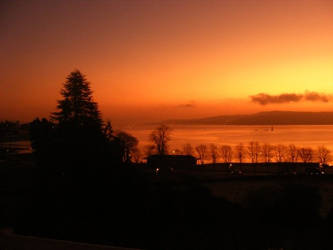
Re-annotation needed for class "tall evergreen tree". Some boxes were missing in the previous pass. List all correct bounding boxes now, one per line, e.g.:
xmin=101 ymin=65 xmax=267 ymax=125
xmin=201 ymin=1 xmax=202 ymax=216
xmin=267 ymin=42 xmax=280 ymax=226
xmin=50 ymin=70 xmax=107 ymax=168
xmin=52 ymin=70 xmax=103 ymax=131
xmin=30 ymin=70 xmax=122 ymax=169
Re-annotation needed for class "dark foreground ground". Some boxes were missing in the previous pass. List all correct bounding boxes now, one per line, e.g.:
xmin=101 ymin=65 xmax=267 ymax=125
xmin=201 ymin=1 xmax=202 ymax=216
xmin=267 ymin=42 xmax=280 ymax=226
xmin=1 ymin=154 xmax=333 ymax=249
xmin=0 ymin=231 xmax=141 ymax=250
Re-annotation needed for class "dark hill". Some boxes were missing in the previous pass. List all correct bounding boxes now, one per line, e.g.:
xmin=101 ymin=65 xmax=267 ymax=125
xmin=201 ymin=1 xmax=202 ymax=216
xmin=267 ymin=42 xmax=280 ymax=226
xmin=165 ymin=111 xmax=333 ymax=125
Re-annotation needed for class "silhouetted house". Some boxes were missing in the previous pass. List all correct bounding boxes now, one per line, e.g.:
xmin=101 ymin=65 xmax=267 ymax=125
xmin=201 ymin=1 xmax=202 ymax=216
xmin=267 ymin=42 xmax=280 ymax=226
xmin=147 ymin=154 xmax=197 ymax=172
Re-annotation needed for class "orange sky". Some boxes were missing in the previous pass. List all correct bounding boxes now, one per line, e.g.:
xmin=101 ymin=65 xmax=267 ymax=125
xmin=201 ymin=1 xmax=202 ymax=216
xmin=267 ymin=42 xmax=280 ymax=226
xmin=1 ymin=0 xmax=333 ymax=126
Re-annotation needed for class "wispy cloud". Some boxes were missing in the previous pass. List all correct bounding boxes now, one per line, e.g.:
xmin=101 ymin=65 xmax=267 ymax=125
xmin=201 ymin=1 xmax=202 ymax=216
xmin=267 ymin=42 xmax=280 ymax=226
xmin=177 ymin=103 xmax=196 ymax=108
xmin=250 ymin=91 xmax=332 ymax=105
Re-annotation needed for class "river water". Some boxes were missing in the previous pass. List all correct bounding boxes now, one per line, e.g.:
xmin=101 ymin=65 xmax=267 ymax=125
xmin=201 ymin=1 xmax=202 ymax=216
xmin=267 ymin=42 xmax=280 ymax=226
xmin=124 ymin=124 xmax=333 ymax=153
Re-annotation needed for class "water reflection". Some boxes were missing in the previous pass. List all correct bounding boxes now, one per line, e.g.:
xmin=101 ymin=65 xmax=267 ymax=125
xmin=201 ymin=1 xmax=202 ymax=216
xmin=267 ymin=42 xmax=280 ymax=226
xmin=125 ymin=124 xmax=333 ymax=152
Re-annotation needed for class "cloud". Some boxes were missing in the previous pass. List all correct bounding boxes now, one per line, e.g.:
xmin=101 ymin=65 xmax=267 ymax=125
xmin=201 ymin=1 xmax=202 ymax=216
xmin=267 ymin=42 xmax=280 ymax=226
xmin=250 ymin=93 xmax=303 ymax=105
xmin=304 ymin=91 xmax=330 ymax=102
xmin=177 ymin=103 xmax=196 ymax=108
xmin=250 ymin=91 xmax=331 ymax=105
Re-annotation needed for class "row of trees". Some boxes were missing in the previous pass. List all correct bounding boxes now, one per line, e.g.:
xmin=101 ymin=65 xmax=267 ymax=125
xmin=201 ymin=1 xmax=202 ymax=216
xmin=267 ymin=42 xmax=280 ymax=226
xmin=176 ymin=142 xmax=331 ymax=165
xmin=142 ymin=124 xmax=331 ymax=165
xmin=27 ymin=70 xmax=332 ymax=166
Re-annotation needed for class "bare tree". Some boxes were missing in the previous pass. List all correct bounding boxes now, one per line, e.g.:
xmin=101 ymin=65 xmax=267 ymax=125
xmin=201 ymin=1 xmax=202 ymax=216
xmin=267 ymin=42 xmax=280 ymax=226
xmin=261 ymin=143 xmax=274 ymax=163
xmin=131 ymin=147 xmax=142 ymax=163
xmin=150 ymin=124 xmax=171 ymax=155
xmin=116 ymin=131 xmax=139 ymax=163
xmin=182 ymin=143 xmax=194 ymax=156
xmin=287 ymin=144 xmax=298 ymax=162
xmin=235 ymin=143 xmax=245 ymax=163
xmin=274 ymin=144 xmax=287 ymax=163
xmin=247 ymin=142 xmax=255 ymax=163
xmin=317 ymin=145 xmax=331 ymax=164
xmin=209 ymin=144 xmax=219 ymax=164
xmin=195 ymin=144 xmax=207 ymax=165
xmin=248 ymin=141 xmax=260 ymax=163
xmin=220 ymin=145 xmax=233 ymax=163
xmin=298 ymin=147 xmax=313 ymax=163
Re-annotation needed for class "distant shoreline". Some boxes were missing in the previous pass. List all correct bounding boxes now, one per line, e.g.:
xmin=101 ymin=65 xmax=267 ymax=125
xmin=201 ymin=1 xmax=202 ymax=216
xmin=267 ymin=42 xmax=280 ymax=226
xmin=164 ymin=111 xmax=333 ymax=125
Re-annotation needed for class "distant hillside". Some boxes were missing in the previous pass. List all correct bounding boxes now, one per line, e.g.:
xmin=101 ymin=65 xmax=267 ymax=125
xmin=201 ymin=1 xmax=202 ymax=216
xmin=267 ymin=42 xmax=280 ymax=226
xmin=164 ymin=111 xmax=333 ymax=125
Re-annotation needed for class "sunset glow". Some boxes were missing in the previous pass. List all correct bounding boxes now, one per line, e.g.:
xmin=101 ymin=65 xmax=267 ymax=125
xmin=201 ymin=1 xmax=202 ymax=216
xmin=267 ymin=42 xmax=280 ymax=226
xmin=1 ymin=0 xmax=333 ymax=125
xmin=2 ymin=2 xmax=333 ymax=248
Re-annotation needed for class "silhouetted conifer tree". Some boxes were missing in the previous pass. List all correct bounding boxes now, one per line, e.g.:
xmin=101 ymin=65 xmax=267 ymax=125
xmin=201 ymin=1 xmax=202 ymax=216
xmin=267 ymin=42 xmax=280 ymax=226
xmin=52 ymin=70 xmax=103 ymax=131
xmin=43 ymin=70 xmax=120 ymax=170
xmin=30 ymin=70 xmax=123 ymax=170
xmin=49 ymin=71 xmax=105 ymax=168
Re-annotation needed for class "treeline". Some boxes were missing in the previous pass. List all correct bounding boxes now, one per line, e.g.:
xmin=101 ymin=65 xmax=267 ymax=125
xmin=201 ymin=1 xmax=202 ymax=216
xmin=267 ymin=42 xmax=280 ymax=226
xmin=2 ymin=69 xmax=331 ymax=168
xmin=0 ymin=120 xmax=30 ymax=142
xmin=169 ymin=142 xmax=331 ymax=165
xmin=138 ymin=123 xmax=331 ymax=165
xmin=136 ymin=124 xmax=331 ymax=165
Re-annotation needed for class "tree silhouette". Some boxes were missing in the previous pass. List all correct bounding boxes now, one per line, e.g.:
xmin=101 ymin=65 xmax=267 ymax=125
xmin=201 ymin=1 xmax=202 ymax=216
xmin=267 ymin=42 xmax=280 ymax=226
xmin=150 ymin=124 xmax=171 ymax=155
xmin=261 ymin=143 xmax=274 ymax=163
xmin=287 ymin=144 xmax=298 ymax=163
xmin=274 ymin=144 xmax=287 ymax=163
xmin=235 ymin=143 xmax=245 ymax=163
xmin=220 ymin=145 xmax=232 ymax=163
xmin=131 ymin=147 xmax=142 ymax=163
xmin=37 ymin=70 xmax=119 ymax=168
xmin=116 ymin=131 xmax=139 ymax=163
xmin=52 ymin=70 xmax=103 ymax=130
xmin=195 ymin=144 xmax=207 ymax=165
xmin=317 ymin=145 xmax=330 ymax=164
xmin=248 ymin=141 xmax=260 ymax=163
xmin=209 ymin=144 xmax=219 ymax=164
xmin=298 ymin=147 xmax=313 ymax=163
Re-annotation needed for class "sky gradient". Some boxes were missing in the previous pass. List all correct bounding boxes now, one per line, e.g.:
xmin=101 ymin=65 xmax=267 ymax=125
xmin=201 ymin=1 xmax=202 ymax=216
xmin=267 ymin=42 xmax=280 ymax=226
xmin=1 ymin=0 xmax=333 ymax=125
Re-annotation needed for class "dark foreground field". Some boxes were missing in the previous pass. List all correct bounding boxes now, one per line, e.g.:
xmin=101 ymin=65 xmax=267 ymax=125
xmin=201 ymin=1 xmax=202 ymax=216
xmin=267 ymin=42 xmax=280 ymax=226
xmin=1 ymin=154 xmax=333 ymax=250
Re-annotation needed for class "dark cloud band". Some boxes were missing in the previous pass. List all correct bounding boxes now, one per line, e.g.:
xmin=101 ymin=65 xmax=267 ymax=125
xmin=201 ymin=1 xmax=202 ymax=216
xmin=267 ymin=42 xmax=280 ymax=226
xmin=251 ymin=92 xmax=331 ymax=105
